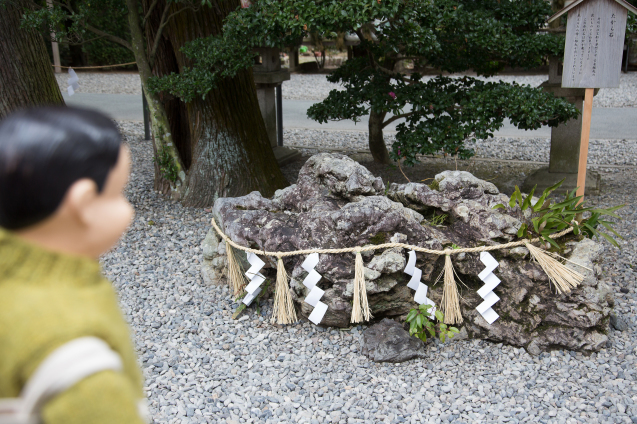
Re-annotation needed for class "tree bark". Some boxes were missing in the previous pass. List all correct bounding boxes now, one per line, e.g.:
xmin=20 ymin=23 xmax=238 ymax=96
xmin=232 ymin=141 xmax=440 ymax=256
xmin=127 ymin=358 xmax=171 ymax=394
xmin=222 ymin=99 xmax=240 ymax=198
xmin=143 ymin=0 xmax=289 ymax=207
xmin=0 ymin=0 xmax=64 ymax=118
xmin=368 ymin=109 xmax=391 ymax=164
xmin=126 ymin=0 xmax=187 ymax=195
xmin=142 ymin=2 xmax=192 ymax=194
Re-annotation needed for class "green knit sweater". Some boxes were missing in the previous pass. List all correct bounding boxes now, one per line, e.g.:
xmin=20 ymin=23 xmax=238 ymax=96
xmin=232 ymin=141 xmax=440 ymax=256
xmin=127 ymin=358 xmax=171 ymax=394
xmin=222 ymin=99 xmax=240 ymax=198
xmin=0 ymin=229 xmax=146 ymax=424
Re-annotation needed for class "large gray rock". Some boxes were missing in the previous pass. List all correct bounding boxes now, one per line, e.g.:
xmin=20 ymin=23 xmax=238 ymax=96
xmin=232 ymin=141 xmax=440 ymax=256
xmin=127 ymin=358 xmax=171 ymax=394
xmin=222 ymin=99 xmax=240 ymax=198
xmin=203 ymin=153 xmax=613 ymax=353
xmin=361 ymin=318 xmax=427 ymax=363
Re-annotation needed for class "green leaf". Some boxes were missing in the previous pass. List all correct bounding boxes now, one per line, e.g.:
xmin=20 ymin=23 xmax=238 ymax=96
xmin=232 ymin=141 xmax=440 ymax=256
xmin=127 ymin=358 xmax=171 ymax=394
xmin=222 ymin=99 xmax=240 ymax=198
xmin=406 ymin=309 xmax=418 ymax=322
xmin=521 ymin=186 xmax=535 ymax=210
xmin=416 ymin=313 xmax=425 ymax=328
xmin=541 ymin=233 xmax=560 ymax=249
xmin=419 ymin=304 xmax=432 ymax=313
xmin=435 ymin=310 xmax=444 ymax=322
xmin=595 ymin=229 xmax=621 ymax=248
xmin=599 ymin=220 xmax=622 ymax=238
xmin=517 ymin=223 xmax=527 ymax=238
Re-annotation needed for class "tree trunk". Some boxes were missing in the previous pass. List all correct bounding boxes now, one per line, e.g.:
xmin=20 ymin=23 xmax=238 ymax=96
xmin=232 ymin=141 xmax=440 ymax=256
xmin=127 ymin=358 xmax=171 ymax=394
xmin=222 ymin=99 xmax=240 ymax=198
xmin=0 ymin=0 xmax=64 ymax=118
xmin=143 ymin=0 xmax=289 ymax=207
xmin=126 ymin=0 xmax=187 ymax=196
xmin=369 ymin=109 xmax=391 ymax=164
xmin=142 ymin=3 xmax=192 ymax=194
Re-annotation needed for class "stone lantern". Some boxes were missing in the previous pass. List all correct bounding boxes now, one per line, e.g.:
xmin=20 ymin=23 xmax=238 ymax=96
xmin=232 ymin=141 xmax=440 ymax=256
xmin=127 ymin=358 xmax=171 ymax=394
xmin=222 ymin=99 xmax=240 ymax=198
xmin=253 ymin=47 xmax=300 ymax=165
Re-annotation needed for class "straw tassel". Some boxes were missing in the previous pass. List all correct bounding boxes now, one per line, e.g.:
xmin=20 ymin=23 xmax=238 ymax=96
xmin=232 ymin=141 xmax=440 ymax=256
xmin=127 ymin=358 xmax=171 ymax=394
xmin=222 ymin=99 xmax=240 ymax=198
xmin=351 ymin=251 xmax=372 ymax=323
xmin=226 ymin=244 xmax=247 ymax=296
xmin=525 ymin=242 xmax=584 ymax=294
xmin=440 ymin=254 xmax=463 ymax=325
xmin=272 ymin=256 xmax=298 ymax=325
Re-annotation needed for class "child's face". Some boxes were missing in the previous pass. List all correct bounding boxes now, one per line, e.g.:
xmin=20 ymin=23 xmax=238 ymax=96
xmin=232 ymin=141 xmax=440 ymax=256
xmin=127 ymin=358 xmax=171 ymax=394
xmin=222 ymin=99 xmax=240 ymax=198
xmin=82 ymin=145 xmax=134 ymax=257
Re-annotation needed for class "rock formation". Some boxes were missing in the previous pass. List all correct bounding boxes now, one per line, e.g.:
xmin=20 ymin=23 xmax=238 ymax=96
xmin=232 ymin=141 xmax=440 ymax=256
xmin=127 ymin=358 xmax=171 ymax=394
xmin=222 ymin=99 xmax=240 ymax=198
xmin=202 ymin=153 xmax=612 ymax=353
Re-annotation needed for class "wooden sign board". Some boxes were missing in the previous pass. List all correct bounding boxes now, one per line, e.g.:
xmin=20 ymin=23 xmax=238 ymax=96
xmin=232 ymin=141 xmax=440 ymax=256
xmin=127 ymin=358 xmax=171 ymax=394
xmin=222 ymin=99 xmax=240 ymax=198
xmin=562 ymin=0 xmax=627 ymax=88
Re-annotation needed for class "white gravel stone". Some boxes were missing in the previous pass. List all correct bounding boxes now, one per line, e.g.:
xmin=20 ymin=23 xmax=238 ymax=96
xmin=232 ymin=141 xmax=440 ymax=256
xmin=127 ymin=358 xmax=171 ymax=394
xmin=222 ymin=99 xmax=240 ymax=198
xmin=284 ymin=129 xmax=637 ymax=166
xmin=57 ymin=72 xmax=637 ymax=107
xmin=107 ymin=121 xmax=637 ymax=424
xmin=56 ymin=72 xmax=142 ymax=95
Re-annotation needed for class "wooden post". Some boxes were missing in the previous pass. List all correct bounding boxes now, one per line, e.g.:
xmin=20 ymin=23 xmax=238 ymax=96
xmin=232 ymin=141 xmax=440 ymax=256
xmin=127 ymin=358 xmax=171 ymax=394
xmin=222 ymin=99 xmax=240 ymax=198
xmin=576 ymin=87 xmax=594 ymax=201
xmin=46 ymin=0 xmax=61 ymax=73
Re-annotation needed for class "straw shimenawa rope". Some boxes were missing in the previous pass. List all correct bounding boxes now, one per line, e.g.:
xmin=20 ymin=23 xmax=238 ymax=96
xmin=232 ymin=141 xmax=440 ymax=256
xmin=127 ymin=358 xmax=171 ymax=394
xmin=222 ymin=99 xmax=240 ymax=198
xmin=272 ymin=256 xmax=298 ymax=325
xmin=439 ymin=253 xmax=463 ymax=325
xmin=211 ymin=218 xmax=579 ymax=324
xmin=351 ymin=251 xmax=372 ymax=323
xmin=524 ymin=242 xmax=584 ymax=294
xmin=211 ymin=219 xmax=574 ymax=257
xmin=225 ymin=244 xmax=247 ymax=295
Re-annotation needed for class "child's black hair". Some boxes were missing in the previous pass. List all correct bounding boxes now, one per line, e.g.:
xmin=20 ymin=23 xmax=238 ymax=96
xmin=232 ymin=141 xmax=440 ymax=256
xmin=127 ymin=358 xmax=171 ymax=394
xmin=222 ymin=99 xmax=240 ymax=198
xmin=0 ymin=106 xmax=122 ymax=230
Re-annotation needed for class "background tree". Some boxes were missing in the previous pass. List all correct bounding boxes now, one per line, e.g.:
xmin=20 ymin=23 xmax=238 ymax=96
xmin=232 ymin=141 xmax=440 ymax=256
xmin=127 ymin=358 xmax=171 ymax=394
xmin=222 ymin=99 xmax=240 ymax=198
xmin=18 ymin=0 xmax=288 ymax=206
xmin=150 ymin=0 xmax=580 ymax=164
xmin=0 ymin=0 xmax=64 ymax=118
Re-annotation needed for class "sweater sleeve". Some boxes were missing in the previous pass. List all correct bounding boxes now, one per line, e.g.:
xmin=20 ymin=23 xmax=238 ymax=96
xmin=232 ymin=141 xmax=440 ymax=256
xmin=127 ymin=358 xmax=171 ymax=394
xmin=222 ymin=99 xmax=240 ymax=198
xmin=41 ymin=370 xmax=147 ymax=424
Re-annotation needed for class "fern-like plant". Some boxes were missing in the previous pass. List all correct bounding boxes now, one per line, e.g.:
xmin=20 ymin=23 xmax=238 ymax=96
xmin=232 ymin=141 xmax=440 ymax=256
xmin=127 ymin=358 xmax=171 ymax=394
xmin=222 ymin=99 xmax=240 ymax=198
xmin=494 ymin=180 xmax=623 ymax=248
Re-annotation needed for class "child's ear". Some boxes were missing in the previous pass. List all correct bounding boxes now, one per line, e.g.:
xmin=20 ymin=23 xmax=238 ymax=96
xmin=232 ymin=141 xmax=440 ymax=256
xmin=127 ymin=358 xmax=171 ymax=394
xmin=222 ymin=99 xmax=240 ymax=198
xmin=63 ymin=179 xmax=99 ymax=226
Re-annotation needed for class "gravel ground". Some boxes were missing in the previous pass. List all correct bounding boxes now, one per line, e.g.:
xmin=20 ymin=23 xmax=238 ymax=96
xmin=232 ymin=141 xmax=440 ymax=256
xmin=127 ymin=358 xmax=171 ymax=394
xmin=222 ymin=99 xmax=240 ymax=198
xmin=283 ymin=73 xmax=637 ymax=108
xmin=284 ymin=129 xmax=637 ymax=166
xmin=56 ymin=71 xmax=143 ymax=95
xmin=57 ymin=71 xmax=637 ymax=107
xmin=106 ymin=121 xmax=637 ymax=424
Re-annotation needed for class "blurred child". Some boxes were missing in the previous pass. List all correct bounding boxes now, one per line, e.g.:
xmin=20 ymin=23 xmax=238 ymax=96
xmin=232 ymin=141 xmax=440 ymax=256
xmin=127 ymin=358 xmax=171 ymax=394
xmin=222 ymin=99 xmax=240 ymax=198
xmin=0 ymin=107 xmax=147 ymax=424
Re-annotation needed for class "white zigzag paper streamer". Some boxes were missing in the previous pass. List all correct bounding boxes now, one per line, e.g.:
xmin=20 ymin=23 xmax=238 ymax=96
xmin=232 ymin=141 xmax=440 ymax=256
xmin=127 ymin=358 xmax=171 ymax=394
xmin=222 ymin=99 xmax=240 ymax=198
xmin=301 ymin=253 xmax=328 ymax=325
xmin=476 ymin=252 xmax=501 ymax=324
xmin=67 ymin=68 xmax=79 ymax=96
xmin=243 ymin=252 xmax=266 ymax=306
xmin=404 ymin=250 xmax=436 ymax=318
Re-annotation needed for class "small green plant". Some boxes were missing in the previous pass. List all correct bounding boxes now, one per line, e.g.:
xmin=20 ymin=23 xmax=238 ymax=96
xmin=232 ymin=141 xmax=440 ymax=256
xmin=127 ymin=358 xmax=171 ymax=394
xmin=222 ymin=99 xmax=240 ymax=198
xmin=494 ymin=180 xmax=623 ymax=248
xmin=405 ymin=304 xmax=460 ymax=343
xmin=154 ymin=146 xmax=179 ymax=183
xmin=428 ymin=212 xmax=448 ymax=227
xmin=233 ymin=279 xmax=271 ymax=319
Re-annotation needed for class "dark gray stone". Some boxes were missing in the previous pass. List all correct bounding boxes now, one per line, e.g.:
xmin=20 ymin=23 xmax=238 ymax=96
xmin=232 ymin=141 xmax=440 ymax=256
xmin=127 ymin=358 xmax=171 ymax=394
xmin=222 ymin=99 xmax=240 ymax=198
xmin=203 ymin=153 xmax=613 ymax=353
xmin=610 ymin=313 xmax=629 ymax=331
xmin=361 ymin=318 xmax=427 ymax=363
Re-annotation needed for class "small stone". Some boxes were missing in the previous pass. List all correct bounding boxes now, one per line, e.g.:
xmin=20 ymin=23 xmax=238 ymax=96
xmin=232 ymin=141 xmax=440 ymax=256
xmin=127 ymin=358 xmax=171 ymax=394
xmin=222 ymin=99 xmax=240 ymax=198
xmin=620 ymin=287 xmax=630 ymax=293
xmin=526 ymin=340 xmax=542 ymax=356
xmin=361 ymin=318 xmax=427 ymax=363
xmin=610 ymin=313 xmax=629 ymax=331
